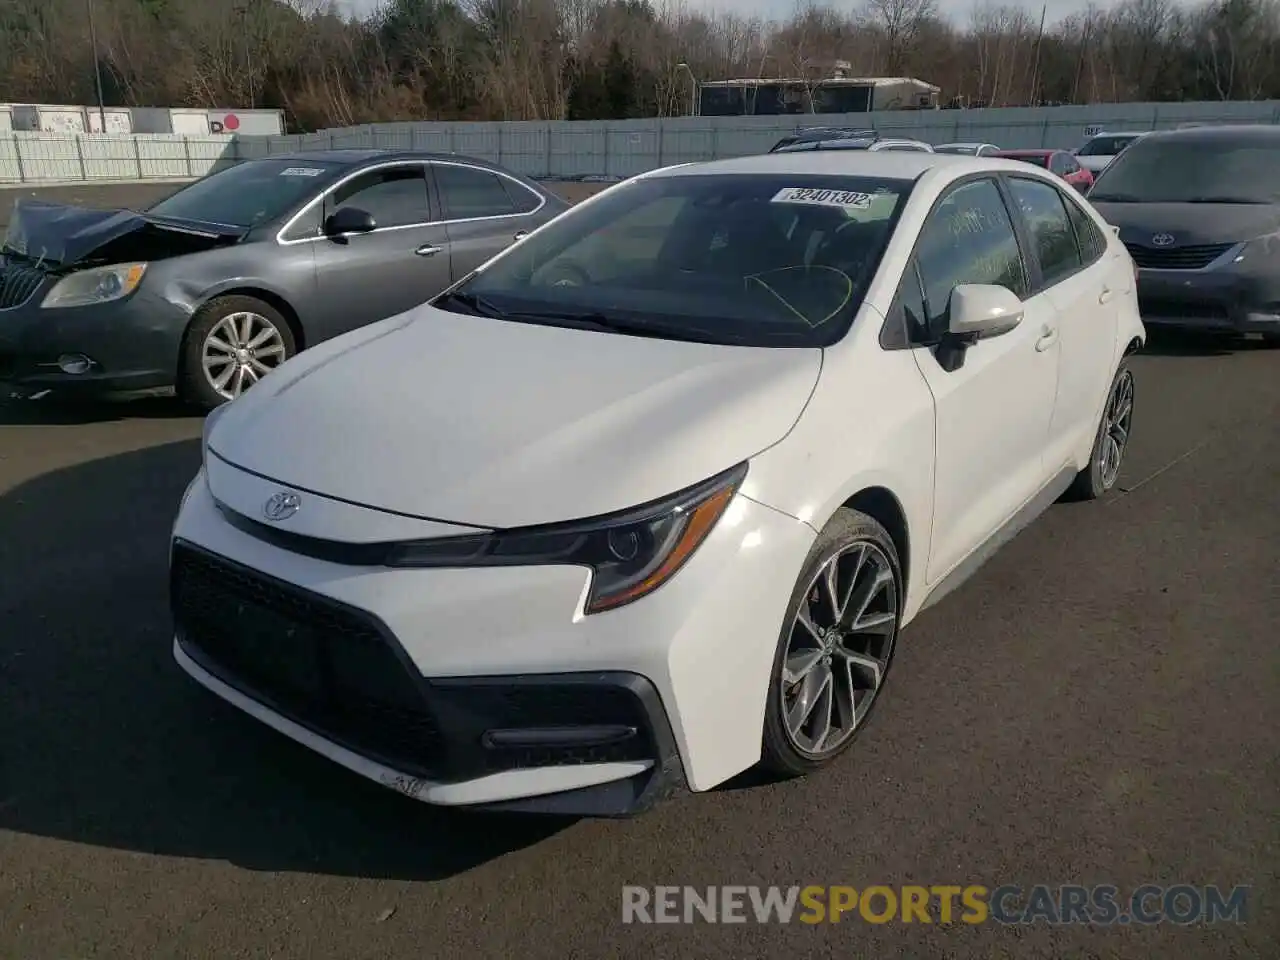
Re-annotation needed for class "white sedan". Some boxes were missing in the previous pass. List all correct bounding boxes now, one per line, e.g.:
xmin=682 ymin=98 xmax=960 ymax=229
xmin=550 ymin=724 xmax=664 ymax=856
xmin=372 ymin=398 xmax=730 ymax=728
xmin=170 ymin=151 xmax=1145 ymax=816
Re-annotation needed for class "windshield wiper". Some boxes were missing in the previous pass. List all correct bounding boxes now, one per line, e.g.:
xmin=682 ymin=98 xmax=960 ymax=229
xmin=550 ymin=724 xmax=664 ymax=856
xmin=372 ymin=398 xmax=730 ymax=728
xmin=433 ymin=290 xmax=506 ymax=318
xmin=1087 ymin=193 xmax=1145 ymax=202
xmin=1182 ymin=196 xmax=1266 ymax=204
xmin=501 ymin=309 xmax=734 ymax=343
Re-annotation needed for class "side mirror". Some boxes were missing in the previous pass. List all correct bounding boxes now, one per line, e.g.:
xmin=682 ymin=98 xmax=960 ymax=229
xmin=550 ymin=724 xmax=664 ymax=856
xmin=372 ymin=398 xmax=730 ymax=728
xmin=949 ymin=283 xmax=1024 ymax=338
xmin=324 ymin=206 xmax=376 ymax=237
xmin=936 ymin=284 xmax=1024 ymax=372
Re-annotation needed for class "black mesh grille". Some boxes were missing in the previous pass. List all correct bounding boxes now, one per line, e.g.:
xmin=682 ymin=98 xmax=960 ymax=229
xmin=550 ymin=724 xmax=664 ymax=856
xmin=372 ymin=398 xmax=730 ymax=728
xmin=0 ymin=263 xmax=46 ymax=309
xmin=1138 ymin=297 xmax=1229 ymax=321
xmin=171 ymin=543 xmax=445 ymax=775
xmin=1124 ymin=242 xmax=1234 ymax=270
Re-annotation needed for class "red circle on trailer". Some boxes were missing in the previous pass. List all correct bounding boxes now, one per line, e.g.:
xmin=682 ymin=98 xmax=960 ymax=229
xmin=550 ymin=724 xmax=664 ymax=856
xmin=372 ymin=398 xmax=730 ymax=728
xmin=223 ymin=114 xmax=241 ymax=131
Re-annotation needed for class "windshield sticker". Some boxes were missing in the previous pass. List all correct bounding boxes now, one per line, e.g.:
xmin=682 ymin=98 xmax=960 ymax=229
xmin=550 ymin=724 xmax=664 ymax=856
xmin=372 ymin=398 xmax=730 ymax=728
xmin=279 ymin=167 xmax=325 ymax=177
xmin=771 ymin=187 xmax=873 ymax=209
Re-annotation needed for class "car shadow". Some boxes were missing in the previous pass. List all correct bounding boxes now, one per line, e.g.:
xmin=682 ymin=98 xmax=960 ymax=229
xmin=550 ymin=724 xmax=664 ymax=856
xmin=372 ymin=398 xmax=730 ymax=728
xmin=1139 ymin=327 xmax=1275 ymax=357
xmin=0 ymin=393 xmax=195 ymax=425
xmin=0 ymin=440 xmax=572 ymax=880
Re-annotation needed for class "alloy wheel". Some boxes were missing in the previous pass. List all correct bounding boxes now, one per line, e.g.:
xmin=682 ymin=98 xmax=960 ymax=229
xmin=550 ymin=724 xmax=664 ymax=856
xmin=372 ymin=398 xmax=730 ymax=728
xmin=202 ymin=312 xmax=288 ymax=400
xmin=780 ymin=541 xmax=899 ymax=758
xmin=1098 ymin=369 xmax=1134 ymax=490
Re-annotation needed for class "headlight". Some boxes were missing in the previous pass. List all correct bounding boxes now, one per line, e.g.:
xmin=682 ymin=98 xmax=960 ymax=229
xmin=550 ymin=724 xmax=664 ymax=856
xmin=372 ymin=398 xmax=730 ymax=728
xmin=41 ymin=263 xmax=147 ymax=308
xmin=384 ymin=462 xmax=748 ymax=614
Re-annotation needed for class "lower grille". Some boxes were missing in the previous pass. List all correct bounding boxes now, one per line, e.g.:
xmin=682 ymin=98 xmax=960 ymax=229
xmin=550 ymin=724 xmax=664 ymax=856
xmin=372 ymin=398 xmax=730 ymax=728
xmin=171 ymin=543 xmax=446 ymax=775
xmin=1124 ymin=242 xmax=1233 ymax=270
xmin=0 ymin=263 xmax=46 ymax=309
xmin=1138 ymin=297 xmax=1229 ymax=321
xmin=455 ymin=684 xmax=656 ymax=772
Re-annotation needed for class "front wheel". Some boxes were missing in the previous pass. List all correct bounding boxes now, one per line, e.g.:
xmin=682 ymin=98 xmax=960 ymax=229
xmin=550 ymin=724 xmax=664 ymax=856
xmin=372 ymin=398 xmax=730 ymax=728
xmin=1067 ymin=360 xmax=1135 ymax=501
xmin=179 ymin=295 xmax=296 ymax=410
xmin=760 ymin=508 xmax=903 ymax=779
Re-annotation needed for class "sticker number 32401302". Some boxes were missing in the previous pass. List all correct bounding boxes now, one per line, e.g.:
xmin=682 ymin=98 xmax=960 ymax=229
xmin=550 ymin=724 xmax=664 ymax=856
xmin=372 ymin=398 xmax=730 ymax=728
xmin=771 ymin=187 xmax=873 ymax=209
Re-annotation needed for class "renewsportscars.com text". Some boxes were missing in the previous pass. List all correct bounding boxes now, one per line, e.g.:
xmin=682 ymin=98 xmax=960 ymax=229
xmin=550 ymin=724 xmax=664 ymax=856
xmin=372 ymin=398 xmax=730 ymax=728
xmin=621 ymin=884 xmax=1250 ymax=925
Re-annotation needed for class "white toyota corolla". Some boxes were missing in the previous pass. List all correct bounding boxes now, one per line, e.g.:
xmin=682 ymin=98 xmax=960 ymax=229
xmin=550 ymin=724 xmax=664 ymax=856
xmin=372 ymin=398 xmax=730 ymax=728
xmin=170 ymin=151 xmax=1145 ymax=816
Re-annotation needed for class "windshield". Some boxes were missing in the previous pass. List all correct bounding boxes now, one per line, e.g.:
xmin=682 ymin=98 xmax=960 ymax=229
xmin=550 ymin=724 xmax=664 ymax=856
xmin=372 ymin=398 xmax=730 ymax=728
xmin=147 ymin=158 xmax=342 ymax=228
xmin=936 ymin=144 xmax=978 ymax=155
xmin=1089 ymin=138 xmax=1280 ymax=203
xmin=435 ymin=173 xmax=913 ymax=347
xmin=1077 ymin=135 xmax=1139 ymax=157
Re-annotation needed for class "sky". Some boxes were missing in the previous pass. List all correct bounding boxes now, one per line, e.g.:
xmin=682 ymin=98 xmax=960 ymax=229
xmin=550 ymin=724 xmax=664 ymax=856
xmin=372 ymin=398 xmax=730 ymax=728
xmin=337 ymin=0 xmax=1124 ymax=27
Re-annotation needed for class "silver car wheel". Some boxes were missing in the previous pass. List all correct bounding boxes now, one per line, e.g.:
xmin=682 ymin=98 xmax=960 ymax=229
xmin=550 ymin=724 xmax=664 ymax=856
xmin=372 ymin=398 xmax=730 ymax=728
xmin=1098 ymin=368 xmax=1134 ymax=491
xmin=780 ymin=540 xmax=899 ymax=758
xmin=202 ymin=311 xmax=287 ymax=400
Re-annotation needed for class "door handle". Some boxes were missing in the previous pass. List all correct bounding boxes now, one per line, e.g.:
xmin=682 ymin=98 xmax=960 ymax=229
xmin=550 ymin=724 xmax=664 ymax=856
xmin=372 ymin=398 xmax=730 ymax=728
xmin=1098 ymin=286 xmax=1114 ymax=304
xmin=415 ymin=244 xmax=441 ymax=257
xmin=1035 ymin=327 xmax=1059 ymax=352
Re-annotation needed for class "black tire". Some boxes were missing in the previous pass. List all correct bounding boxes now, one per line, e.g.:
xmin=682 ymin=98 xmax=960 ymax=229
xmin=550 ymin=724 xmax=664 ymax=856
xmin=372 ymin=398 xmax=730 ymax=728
xmin=178 ymin=295 xmax=297 ymax=411
xmin=1262 ymin=333 xmax=1280 ymax=348
xmin=760 ymin=508 xmax=903 ymax=779
xmin=1067 ymin=360 xmax=1135 ymax=501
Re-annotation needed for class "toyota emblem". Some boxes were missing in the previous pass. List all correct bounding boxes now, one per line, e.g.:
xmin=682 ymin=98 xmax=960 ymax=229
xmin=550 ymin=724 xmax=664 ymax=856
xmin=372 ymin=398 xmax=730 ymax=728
xmin=1151 ymin=233 xmax=1175 ymax=247
xmin=262 ymin=491 xmax=301 ymax=522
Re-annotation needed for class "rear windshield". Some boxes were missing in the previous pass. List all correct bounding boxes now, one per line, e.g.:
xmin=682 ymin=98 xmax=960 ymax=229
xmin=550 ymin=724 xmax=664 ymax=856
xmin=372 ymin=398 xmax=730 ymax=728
xmin=438 ymin=173 xmax=913 ymax=347
xmin=147 ymin=158 xmax=342 ymax=228
xmin=1077 ymin=135 xmax=1139 ymax=157
xmin=776 ymin=139 xmax=874 ymax=153
xmin=1001 ymin=154 xmax=1049 ymax=168
xmin=936 ymin=144 xmax=978 ymax=155
xmin=1089 ymin=137 xmax=1280 ymax=203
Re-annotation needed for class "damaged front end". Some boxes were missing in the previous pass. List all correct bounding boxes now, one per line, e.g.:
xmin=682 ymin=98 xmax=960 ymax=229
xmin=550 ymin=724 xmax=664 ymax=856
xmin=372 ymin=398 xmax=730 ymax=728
xmin=1 ymin=198 xmax=246 ymax=308
xmin=0 ymin=199 xmax=251 ymax=398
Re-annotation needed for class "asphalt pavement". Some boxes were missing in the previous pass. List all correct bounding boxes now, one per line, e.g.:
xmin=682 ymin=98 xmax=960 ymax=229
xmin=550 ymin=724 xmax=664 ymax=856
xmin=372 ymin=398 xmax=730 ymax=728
xmin=0 ymin=184 xmax=1278 ymax=960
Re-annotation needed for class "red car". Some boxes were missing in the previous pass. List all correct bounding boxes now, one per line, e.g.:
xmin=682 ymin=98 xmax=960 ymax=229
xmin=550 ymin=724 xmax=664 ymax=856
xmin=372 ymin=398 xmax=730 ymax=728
xmin=993 ymin=149 xmax=1095 ymax=192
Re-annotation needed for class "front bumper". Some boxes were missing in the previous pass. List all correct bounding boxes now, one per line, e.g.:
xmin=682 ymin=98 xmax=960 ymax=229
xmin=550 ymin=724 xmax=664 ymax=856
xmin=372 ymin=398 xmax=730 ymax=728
xmin=169 ymin=465 xmax=816 ymax=815
xmin=0 ymin=286 xmax=188 ymax=397
xmin=1136 ymin=256 xmax=1280 ymax=335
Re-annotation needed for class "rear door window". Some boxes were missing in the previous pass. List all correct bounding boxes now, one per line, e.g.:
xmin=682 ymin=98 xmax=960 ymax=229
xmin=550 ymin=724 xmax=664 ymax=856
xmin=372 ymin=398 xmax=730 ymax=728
xmin=435 ymin=164 xmax=519 ymax=220
xmin=1008 ymin=177 xmax=1084 ymax=287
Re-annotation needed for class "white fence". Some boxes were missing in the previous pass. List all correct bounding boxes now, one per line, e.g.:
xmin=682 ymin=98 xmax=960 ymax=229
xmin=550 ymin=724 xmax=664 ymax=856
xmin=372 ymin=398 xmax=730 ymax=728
xmin=5 ymin=100 xmax=1280 ymax=185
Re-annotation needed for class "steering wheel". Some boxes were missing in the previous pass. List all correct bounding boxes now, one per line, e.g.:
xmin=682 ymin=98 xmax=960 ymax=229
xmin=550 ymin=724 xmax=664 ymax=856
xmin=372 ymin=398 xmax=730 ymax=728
xmin=539 ymin=260 xmax=591 ymax=288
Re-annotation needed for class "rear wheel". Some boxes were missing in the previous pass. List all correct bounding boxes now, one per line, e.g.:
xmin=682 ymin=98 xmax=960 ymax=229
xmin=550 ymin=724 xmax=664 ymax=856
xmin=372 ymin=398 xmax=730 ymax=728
xmin=178 ymin=295 xmax=296 ymax=410
xmin=1262 ymin=333 xmax=1280 ymax=348
xmin=760 ymin=509 xmax=902 ymax=779
xmin=1068 ymin=361 xmax=1135 ymax=501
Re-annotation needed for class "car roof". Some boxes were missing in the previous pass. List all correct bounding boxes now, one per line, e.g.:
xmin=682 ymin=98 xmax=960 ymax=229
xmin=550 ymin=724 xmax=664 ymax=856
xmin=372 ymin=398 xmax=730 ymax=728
xmin=1138 ymin=123 xmax=1280 ymax=145
xmin=995 ymin=148 xmax=1055 ymax=157
xmin=937 ymin=142 xmax=995 ymax=148
xmin=641 ymin=151 xmax=1039 ymax=183
xmin=258 ymin=149 xmax=517 ymax=172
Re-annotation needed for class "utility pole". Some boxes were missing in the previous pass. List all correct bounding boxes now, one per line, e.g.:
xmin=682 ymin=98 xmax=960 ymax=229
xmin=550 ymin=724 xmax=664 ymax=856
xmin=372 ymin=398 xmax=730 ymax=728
xmin=1028 ymin=3 xmax=1048 ymax=107
xmin=85 ymin=0 xmax=107 ymax=131
xmin=676 ymin=62 xmax=697 ymax=116
xmin=236 ymin=3 xmax=254 ymax=109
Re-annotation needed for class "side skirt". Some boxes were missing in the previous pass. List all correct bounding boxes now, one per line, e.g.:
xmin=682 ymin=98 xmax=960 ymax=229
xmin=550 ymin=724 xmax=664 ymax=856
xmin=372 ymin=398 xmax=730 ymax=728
xmin=917 ymin=464 xmax=1077 ymax=614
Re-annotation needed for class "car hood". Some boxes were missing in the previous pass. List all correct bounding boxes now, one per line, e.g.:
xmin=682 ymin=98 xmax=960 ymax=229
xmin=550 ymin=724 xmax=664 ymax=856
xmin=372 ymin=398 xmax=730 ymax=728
xmin=1088 ymin=200 xmax=1280 ymax=246
xmin=1 ymin=199 xmax=244 ymax=269
xmin=208 ymin=305 xmax=823 ymax=529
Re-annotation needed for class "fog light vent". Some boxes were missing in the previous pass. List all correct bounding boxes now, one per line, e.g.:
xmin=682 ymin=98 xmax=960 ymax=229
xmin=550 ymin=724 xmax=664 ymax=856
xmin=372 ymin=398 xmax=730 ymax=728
xmin=57 ymin=354 xmax=94 ymax=375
